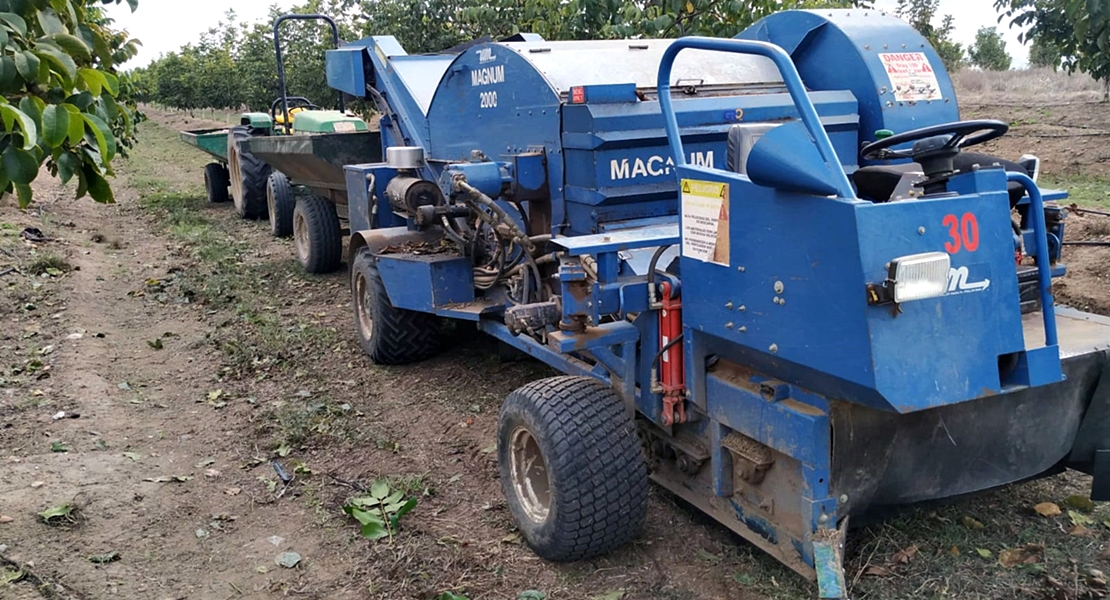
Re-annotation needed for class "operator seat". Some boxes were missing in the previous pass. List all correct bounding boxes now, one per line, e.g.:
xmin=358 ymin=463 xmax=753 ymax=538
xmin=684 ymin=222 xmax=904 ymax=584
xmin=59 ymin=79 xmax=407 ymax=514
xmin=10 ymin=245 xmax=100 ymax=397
xmin=853 ymin=153 xmax=1032 ymax=206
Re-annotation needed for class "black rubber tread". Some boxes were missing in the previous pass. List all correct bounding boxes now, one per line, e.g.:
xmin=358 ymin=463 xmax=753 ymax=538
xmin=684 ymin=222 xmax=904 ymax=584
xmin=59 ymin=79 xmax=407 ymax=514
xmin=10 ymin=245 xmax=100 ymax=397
xmin=350 ymin=246 xmax=443 ymax=365
xmin=498 ymin=376 xmax=649 ymax=561
xmin=267 ymin=171 xmax=295 ymax=238
xmin=294 ymin=195 xmax=343 ymax=273
xmin=228 ymin=126 xmax=271 ymax=220
xmin=203 ymin=162 xmax=230 ymax=203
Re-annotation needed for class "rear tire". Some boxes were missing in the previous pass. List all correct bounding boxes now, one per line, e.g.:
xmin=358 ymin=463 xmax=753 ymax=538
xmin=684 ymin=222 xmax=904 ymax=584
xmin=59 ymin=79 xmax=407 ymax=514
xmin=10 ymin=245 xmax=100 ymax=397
xmin=267 ymin=171 xmax=295 ymax=238
xmin=204 ymin=163 xmax=230 ymax=203
xmin=293 ymin=195 xmax=342 ymax=273
xmin=351 ymin=246 xmax=442 ymax=365
xmin=227 ymin=126 xmax=271 ymax=220
xmin=498 ymin=376 xmax=648 ymax=561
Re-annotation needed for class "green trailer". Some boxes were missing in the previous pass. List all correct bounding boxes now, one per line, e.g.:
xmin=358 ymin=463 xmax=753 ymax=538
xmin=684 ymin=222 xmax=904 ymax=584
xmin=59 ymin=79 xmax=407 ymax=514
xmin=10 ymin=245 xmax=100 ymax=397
xmin=178 ymin=127 xmax=233 ymax=205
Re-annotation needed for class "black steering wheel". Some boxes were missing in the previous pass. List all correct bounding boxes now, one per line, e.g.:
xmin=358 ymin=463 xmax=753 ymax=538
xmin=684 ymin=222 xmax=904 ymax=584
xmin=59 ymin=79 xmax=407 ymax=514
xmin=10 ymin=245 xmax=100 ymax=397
xmin=860 ymin=119 xmax=1009 ymax=179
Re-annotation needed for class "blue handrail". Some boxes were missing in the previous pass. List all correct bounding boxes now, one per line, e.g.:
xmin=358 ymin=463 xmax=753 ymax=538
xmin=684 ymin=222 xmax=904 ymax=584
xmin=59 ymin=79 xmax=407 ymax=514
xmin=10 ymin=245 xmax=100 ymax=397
xmin=1007 ymin=172 xmax=1058 ymax=347
xmin=655 ymin=37 xmax=855 ymax=200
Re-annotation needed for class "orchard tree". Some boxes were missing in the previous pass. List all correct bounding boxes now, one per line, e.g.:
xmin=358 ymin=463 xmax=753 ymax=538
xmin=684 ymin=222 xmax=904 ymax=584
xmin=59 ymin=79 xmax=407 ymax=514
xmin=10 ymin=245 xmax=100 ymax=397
xmin=895 ymin=0 xmax=964 ymax=71
xmin=1028 ymin=35 xmax=1061 ymax=68
xmin=968 ymin=26 xmax=1012 ymax=70
xmin=994 ymin=0 xmax=1110 ymax=98
xmin=0 ymin=0 xmax=141 ymax=206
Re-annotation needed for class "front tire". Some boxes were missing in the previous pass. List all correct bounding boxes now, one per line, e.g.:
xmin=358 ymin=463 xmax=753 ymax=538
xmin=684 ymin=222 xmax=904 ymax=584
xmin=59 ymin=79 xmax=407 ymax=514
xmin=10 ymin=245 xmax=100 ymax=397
xmin=267 ymin=171 xmax=295 ymax=238
xmin=227 ymin=126 xmax=271 ymax=220
xmin=293 ymin=195 xmax=342 ymax=273
xmin=350 ymin=246 xmax=442 ymax=365
xmin=498 ymin=376 xmax=648 ymax=561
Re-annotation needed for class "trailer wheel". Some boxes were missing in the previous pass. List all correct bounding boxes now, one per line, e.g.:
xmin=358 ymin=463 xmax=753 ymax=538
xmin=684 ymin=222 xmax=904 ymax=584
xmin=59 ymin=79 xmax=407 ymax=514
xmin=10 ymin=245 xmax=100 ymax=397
xmin=292 ymin=195 xmax=342 ymax=273
xmin=227 ymin=126 xmax=271 ymax=220
xmin=267 ymin=172 xmax=295 ymax=238
xmin=499 ymin=376 xmax=648 ymax=561
xmin=351 ymin=246 xmax=442 ymax=365
xmin=204 ymin=163 xmax=230 ymax=203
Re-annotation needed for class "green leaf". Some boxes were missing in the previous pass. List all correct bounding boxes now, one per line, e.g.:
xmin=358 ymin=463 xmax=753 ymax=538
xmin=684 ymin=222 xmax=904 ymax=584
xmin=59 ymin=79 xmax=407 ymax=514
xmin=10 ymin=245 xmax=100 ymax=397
xmin=77 ymin=66 xmax=104 ymax=95
xmin=48 ymin=32 xmax=90 ymax=63
xmin=87 ymin=551 xmax=120 ymax=564
xmin=50 ymin=441 xmax=68 ymax=452
xmin=41 ymin=104 xmax=67 ymax=147
xmin=393 ymin=497 xmax=417 ymax=520
xmin=976 ymin=548 xmax=993 ymax=558
xmin=61 ymin=103 xmax=81 ymax=144
xmin=82 ymin=162 xmax=113 ymax=203
xmin=360 ymin=520 xmax=388 ymax=540
xmin=38 ymin=502 xmax=73 ymax=522
xmin=56 ymin=149 xmax=77 ymax=184
xmin=0 ymin=105 xmax=37 ymax=148
xmin=518 ymin=591 xmax=547 ymax=600
xmin=0 ymin=12 xmax=27 ymax=36
xmin=17 ymin=95 xmax=40 ymax=128
xmin=36 ymin=8 xmax=65 ymax=35
xmin=101 ymin=71 xmax=119 ymax=97
xmin=370 ymin=480 xmax=389 ymax=500
xmin=0 ymin=55 xmax=16 ymax=92
xmin=81 ymin=112 xmax=115 ymax=161
xmin=437 ymin=593 xmax=470 ymax=600
xmin=3 ymin=145 xmax=37 ymax=184
xmin=14 ymin=50 xmax=39 ymax=82
xmin=384 ymin=490 xmax=404 ymax=506
xmin=34 ymin=46 xmax=76 ymax=85
xmin=14 ymin=182 xmax=30 ymax=206
xmin=122 ymin=451 xmax=141 ymax=462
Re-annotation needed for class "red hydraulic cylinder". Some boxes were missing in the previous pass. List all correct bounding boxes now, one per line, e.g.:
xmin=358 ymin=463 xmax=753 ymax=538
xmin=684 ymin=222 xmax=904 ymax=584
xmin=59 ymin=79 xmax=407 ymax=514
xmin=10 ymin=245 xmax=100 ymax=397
xmin=658 ymin=281 xmax=686 ymax=425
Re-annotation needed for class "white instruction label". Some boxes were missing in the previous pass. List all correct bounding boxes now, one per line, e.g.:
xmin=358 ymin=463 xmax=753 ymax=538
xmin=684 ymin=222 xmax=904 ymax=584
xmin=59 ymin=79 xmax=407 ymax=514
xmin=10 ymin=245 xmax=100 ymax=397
xmin=680 ymin=179 xmax=730 ymax=266
xmin=879 ymin=52 xmax=942 ymax=101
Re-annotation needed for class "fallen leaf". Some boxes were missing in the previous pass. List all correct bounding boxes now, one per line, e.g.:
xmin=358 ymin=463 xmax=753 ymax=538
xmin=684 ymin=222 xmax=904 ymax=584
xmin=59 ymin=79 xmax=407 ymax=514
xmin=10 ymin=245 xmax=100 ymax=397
xmin=732 ymin=572 xmax=755 ymax=585
xmin=948 ymin=545 xmax=960 ymax=556
xmin=893 ymin=544 xmax=919 ymax=564
xmin=30 ymin=481 xmax=44 ymax=488
xmin=518 ymin=592 xmax=547 ymax=600
xmin=976 ymin=548 xmax=993 ymax=559
xmin=204 ymin=469 xmax=220 ymax=478
xmin=195 ymin=528 xmax=209 ymax=539
xmin=863 ymin=565 xmax=895 ymax=577
xmin=962 ymin=516 xmax=985 ymax=530
xmin=589 ymin=592 xmax=625 ymax=600
xmin=195 ymin=458 xmax=215 ymax=468
xmin=1070 ymin=524 xmax=1095 ymax=537
xmin=480 ymin=444 xmax=497 ymax=454
xmin=501 ymin=533 xmax=522 ymax=544
xmin=275 ymin=443 xmax=292 ymax=458
xmin=88 ymin=551 xmax=119 ymax=564
xmin=697 ymin=548 xmax=721 ymax=565
xmin=0 ymin=567 xmax=24 ymax=584
xmin=118 ymin=381 xmax=131 ymax=391
xmin=256 ymin=566 xmax=268 ymax=574
xmin=207 ymin=389 xmax=223 ymax=401
xmin=276 ymin=551 xmax=302 ymax=568
xmin=147 ymin=338 xmax=163 ymax=350
xmin=50 ymin=441 xmax=67 ymax=453
xmin=122 ymin=452 xmax=141 ymax=462
xmin=1070 ymin=510 xmax=1095 ymax=527
xmin=1065 ymin=495 xmax=1096 ymax=512
xmin=39 ymin=503 xmax=74 ymax=523
xmin=224 ymin=487 xmax=241 ymax=496
xmin=0 ymin=515 xmax=13 ymax=523
xmin=143 ymin=475 xmax=193 ymax=483
xmin=999 ymin=544 xmax=1043 ymax=568
xmin=1034 ymin=502 xmax=1062 ymax=517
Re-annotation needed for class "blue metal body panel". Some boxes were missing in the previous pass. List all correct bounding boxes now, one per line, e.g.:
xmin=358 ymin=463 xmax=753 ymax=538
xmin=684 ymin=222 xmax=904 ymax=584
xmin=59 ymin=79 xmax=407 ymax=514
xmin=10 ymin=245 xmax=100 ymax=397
xmin=738 ymin=9 xmax=960 ymax=153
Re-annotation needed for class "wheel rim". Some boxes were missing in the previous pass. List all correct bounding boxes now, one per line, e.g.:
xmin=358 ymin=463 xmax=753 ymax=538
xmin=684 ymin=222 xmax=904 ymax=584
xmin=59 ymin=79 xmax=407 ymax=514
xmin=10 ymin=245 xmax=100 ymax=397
xmin=267 ymin=185 xmax=276 ymax=229
xmin=293 ymin=211 xmax=309 ymax=262
xmin=354 ymin=270 xmax=374 ymax=341
xmin=228 ymin=146 xmax=243 ymax=209
xmin=509 ymin=426 xmax=552 ymax=524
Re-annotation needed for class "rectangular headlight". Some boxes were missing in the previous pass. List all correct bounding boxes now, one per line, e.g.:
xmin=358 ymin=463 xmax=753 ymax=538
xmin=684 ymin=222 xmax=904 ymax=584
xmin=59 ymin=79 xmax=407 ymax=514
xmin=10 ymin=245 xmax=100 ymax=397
xmin=889 ymin=252 xmax=950 ymax=303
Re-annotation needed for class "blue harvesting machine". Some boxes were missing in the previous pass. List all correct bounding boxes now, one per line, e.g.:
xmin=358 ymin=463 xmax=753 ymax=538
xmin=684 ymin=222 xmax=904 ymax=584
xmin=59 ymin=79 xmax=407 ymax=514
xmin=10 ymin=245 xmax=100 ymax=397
xmin=313 ymin=9 xmax=1110 ymax=597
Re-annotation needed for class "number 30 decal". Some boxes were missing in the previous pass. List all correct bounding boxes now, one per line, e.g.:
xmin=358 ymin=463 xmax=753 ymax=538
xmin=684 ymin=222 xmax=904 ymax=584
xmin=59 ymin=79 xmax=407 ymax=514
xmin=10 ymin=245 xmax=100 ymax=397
xmin=943 ymin=212 xmax=979 ymax=254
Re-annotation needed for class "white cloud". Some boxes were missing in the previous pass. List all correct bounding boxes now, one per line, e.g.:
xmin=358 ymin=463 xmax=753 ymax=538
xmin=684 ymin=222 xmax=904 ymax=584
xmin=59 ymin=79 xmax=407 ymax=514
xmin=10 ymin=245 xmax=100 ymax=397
xmin=106 ymin=0 xmax=299 ymax=68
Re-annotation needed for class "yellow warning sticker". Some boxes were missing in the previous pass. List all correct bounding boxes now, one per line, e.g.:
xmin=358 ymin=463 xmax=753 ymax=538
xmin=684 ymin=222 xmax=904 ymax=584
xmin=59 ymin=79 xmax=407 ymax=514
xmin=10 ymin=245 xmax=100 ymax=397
xmin=680 ymin=179 xmax=730 ymax=266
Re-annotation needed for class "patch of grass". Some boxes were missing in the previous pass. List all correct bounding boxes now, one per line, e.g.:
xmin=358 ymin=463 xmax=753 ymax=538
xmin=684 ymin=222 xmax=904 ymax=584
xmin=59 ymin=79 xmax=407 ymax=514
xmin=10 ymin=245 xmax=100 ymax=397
xmin=1043 ymin=174 xmax=1110 ymax=210
xmin=27 ymin=253 xmax=70 ymax=276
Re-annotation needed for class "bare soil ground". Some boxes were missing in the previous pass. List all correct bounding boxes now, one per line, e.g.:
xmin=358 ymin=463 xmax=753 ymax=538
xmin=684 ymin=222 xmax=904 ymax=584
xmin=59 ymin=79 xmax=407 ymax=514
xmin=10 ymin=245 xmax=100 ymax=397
xmin=2 ymin=74 xmax=1110 ymax=600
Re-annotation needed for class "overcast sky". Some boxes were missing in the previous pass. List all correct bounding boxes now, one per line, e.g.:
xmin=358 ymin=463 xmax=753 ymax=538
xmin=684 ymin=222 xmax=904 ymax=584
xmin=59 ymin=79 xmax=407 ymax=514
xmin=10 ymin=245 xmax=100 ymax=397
xmin=106 ymin=0 xmax=1029 ymax=69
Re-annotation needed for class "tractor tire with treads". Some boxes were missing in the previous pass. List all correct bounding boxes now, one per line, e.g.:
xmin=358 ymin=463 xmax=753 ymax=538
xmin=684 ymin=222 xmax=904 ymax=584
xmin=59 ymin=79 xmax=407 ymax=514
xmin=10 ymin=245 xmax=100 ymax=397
xmin=498 ymin=376 xmax=649 ymax=561
xmin=227 ymin=126 xmax=271 ymax=219
xmin=351 ymin=246 xmax=442 ymax=365
xmin=204 ymin=162 xmax=230 ymax=203
xmin=267 ymin=171 xmax=294 ymax=238
xmin=292 ymin=195 xmax=342 ymax=273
